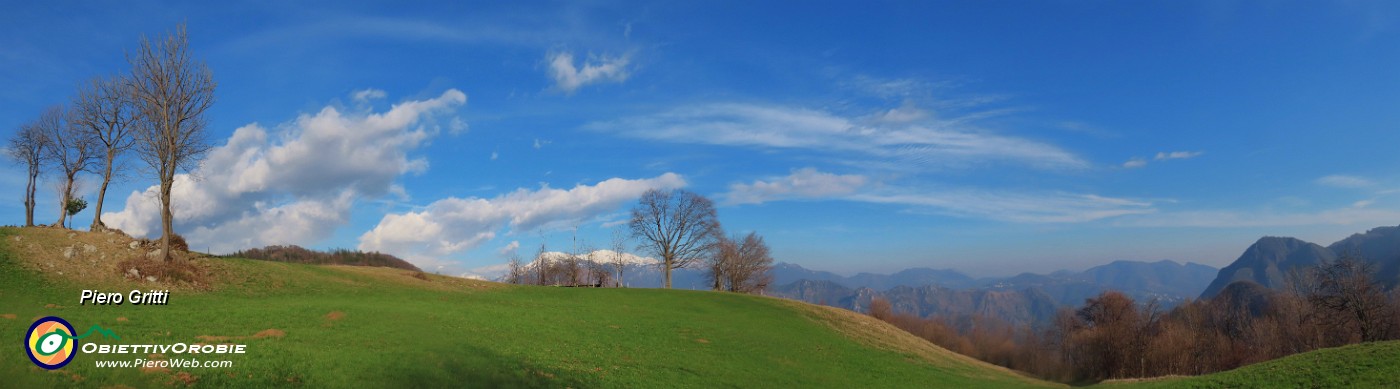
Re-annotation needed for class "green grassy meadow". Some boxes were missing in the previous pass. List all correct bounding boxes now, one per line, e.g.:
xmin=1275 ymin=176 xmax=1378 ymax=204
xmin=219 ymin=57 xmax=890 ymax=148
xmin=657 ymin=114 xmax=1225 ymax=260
xmin=6 ymin=225 xmax=1398 ymax=388
xmin=0 ymin=227 xmax=1054 ymax=388
xmin=1094 ymin=341 xmax=1400 ymax=389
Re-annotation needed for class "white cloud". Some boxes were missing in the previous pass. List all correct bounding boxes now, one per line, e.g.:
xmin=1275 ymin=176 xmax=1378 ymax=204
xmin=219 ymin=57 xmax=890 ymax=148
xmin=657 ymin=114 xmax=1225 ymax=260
xmin=1316 ymin=174 xmax=1374 ymax=188
xmin=850 ymin=190 xmax=1155 ymax=223
xmin=725 ymin=168 xmax=868 ymax=205
xmin=103 ymin=89 xmax=467 ymax=253
xmin=547 ymin=51 xmax=630 ymax=94
xmin=352 ymin=88 xmax=387 ymax=103
xmin=1123 ymin=151 xmax=1202 ymax=168
xmin=587 ymin=103 xmax=1087 ymax=171
xmin=1154 ymin=151 xmax=1203 ymax=161
xmin=871 ymin=105 xmax=928 ymax=124
xmin=497 ymin=240 xmax=520 ymax=256
xmin=449 ymin=117 xmax=469 ymax=135
xmin=1118 ymin=207 xmax=1400 ymax=228
xmin=490 ymin=151 xmax=499 ymax=160
xmin=357 ymin=173 xmax=686 ymax=262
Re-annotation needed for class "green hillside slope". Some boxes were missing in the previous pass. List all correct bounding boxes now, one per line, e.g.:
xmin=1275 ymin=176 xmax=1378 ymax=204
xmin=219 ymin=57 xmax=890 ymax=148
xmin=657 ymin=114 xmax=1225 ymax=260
xmin=0 ymin=227 xmax=1056 ymax=388
xmin=1097 ymin=340 xmax=1400 ymax=388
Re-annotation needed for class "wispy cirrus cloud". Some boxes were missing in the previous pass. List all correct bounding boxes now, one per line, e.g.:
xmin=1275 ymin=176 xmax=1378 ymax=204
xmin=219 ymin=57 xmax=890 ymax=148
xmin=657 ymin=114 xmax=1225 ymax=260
xmin=586 ymin=103 xmax=1088 ymax=171
xmin=1315 ymin=174 xmax=1374 ymax=188
xmin=725 ymin=168 xmax=869 ymax=205
xmin=721 ymin=168 xmax=1150 ymax=223
xmin=849 ymin=190 xmax=1155 ymax=223
xmin=1155 ymin=151 xmax=1203 ymax=160
xmin=1117 ymin=206 xmax=1400 ymax=228
xmin=1122 ymin=157 xmax=1148 ymax=169
xmin=1122 ymin=150 xmax=1204 ymax=169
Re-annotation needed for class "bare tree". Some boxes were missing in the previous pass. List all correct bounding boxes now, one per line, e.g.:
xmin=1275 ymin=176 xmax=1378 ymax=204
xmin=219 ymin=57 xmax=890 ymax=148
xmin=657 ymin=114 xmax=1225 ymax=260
xmin=629 ymin=189 xmax=721 ymax=288
xmin=39 ymin=105 xmax=100 ymax=229
xmin=586 ymin=250 xmax=611 ymax=287
xmin=725 ymin=232 xmax=774 ymax=294
xmin=129 ymin=24 xmax=216 ymax=260
xmin=533 ymin=241 xmax=549 ymax=286
xmin=1309 ymin=255 xmax=1395 ymax=342
xmin=71 ymin=75 xmax=138 ymax=231
xmin=505 ymin=253 xmax=524 ymax=284
xmin=707 ymin=234 xmax=735 ymax=291
xmin=7 ymin=119 xmax=48 ymax=226
xmin=609 ymin=227 xmax=628 ymax=287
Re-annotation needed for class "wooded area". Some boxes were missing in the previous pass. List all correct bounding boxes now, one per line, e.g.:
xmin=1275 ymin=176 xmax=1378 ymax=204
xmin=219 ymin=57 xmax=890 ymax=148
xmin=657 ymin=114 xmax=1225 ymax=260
xmin=870 ymin=255 xmax=1400 ymax=383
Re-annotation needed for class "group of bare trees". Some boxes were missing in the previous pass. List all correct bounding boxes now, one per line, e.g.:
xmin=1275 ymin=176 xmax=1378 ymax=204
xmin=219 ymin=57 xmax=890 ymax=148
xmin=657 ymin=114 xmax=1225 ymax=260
xmin=870 ymin=255 xmax=1400 ymax=383
xmin=5 ymin=24 xmax=213 ymax=261
xmin=630 ymin=189 xmax=773 ymax=294
xmin=506 ymin=240 xmax=617 ymax=287
xmin=503 ymin=189 xmax=774 ymax=294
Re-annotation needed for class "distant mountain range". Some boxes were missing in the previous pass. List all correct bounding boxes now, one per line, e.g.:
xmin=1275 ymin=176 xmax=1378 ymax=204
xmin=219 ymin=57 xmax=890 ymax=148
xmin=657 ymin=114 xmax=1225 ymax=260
xmin=769 ymin=259 xmax=1218 ymax=327
xmin=1200 ymin=225 xmax=1400 ymax=299
xmin=481 ymin=224 xmax=1400 ymax=329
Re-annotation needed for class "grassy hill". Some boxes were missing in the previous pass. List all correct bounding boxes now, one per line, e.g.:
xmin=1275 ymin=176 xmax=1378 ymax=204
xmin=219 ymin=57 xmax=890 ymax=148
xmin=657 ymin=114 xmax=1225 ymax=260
xmin=1095 ymin=340 xmax=1400 ymax=388
xmin=0 ymin=227 xmax=1057 ymax=388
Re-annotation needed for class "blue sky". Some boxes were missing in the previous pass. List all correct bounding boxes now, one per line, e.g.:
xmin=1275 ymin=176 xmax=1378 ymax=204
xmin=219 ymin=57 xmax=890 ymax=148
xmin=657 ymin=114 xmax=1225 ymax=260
xmin=3 ymin=1 xmax=1400 ymax=277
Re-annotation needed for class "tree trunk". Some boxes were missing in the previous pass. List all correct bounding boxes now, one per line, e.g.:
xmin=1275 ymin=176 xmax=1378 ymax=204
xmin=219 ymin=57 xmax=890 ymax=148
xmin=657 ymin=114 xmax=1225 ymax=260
xmin=54 ymin=174 xmax=75 ymax=229
xmin=24 ymin=168 xmax=37 ymax=227
xmin=91 ymin=150 xmax=116 ymax=231
xmin=663 ymin=257 xmax=673 ymax=289
xmin=160 ymin=174 xmax=174 ymax=261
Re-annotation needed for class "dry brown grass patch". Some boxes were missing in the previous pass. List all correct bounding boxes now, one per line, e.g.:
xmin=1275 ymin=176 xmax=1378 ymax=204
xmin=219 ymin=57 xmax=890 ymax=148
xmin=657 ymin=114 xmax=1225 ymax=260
xmin=2 ymin=227 xmax=224 ymax=291
xmin=115 ymin=256 xmax=211 ymax=288
xmin=773 ymin=298 xmax=1059 ymax=386
xmin=0 ymin=313 xmax=15 ymax=320
xmin=325 ymin=311 xmax=345 ymax=321
xmin=325 ymin=265 xmax=505 ymax=292
xmin=141 ymin=354 xmax=168 ymax=374
xmin=197 ymin=328 xmax=285 ymax=342
xmin=168 ymin=371 xmax=199 ymax=386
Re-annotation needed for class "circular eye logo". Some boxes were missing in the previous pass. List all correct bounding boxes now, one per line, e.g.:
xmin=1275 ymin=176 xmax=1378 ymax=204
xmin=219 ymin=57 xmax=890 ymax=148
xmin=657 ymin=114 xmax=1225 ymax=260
xmin=26 ymin=316 xmax=77 ymax=370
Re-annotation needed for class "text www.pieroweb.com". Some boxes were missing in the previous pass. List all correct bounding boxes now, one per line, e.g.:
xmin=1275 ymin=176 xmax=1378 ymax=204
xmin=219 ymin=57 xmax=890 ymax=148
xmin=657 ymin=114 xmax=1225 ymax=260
xmin=94 ymin=358 xmax=233 ymax=368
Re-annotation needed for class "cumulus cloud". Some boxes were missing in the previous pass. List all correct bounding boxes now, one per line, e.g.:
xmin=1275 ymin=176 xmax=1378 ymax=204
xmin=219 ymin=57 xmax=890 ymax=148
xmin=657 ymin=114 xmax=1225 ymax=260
xmin=103 ymin=89 xmax=467 ymax=253
xmin=357 ymin=173 xmax=686 ymax=260
xmin=1315 ymin=174 xmax=1374 ymax=188
xmin=725 ymin=168 xmax=868 ymax=205
xmin=547 ymin=51 xmax=630 ymax=93
xmin=1154 ymin=151 xmax=1203 ymax=161
xmin=586 ymin=103 xmax=1087 ymax=171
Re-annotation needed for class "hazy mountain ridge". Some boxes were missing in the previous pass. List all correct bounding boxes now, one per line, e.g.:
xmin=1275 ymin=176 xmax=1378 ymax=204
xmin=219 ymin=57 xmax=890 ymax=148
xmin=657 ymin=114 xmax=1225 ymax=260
xmin=1201 ymin=224 xmax=1400 ymax=299
xmin=771 ymin=259 xmax=1218 ymax=326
